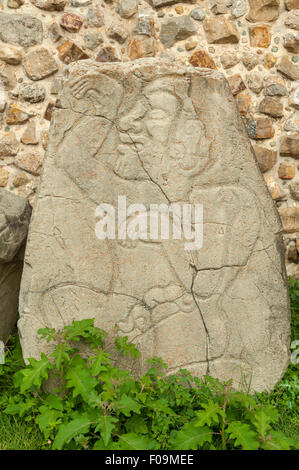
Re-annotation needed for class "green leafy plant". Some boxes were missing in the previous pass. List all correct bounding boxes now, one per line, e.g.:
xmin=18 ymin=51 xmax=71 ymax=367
xmin=1 ymin=318 xmax=297 ymax=450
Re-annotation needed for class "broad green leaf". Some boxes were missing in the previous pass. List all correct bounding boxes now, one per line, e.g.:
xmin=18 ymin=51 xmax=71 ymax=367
xmin=125 ymin=416 xmax=148 ymax=435
xmin=53 ymin=413 xmax=95 ymax=450
xmin=261 ymin=431 xmax=295 ymax=451
xmin=172 ymin=423 xmax=212 ymax=450
xmin=94 ymin=415 xmax=118 ymax=446
xmin=118 ymin=433 xmax=159 ymax=450
xmin=227 ymin=421 xmax=259 ymax=450
xmin=195 ymin=401 xmax=225 ymax=427
xmin=43 ymin=394 xmax=64 ymax=411
xmin=114 ymin=394 xmax=142 ymax=416
xmin=36 ymin=406 xmax=63 ymax=438
xmin=66 ymin=366 xmax=98 ymax=401
xmin=250 ymin=410 xmax=272 ymax=440
xmin=18 ymin=353 xmax=53 ymax=393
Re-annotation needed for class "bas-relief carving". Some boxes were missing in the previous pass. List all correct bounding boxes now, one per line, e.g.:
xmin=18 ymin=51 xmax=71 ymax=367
xmin=18 ymin=61 xmax=290 ymax=391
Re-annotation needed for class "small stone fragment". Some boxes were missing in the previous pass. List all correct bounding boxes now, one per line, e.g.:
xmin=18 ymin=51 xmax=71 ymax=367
xmin=227 ymin=74 xmax=246 ymax=95
xmin=185 ymin=39 xmax=197 ymax=51
xmin=48 ymin=22 xmax=63 ymax=43
xmin=133 ymin=11 xmax=155 ymax=37
xmin=0 ymin=43 xmax=22 ymax=65
xmin=221 ymin=51 xmax=240 ymax=69
xmin=247 ymin=0 xmax=280 ymax=23
xmin=246 ymin=117 xmax=274 ymax=139
xmin=23 ymin=48 xmax=58 ymax=81
xmin=284 ymin=111 xmax=299 ymax=132
xmin=128 ymin=37 xmax=156 ymax=60
xmin=289 ymin=85 xmax=299 ymax=108
xmin=242 ymin=51 xmax=259 ymax=70
xmin=57 ymin=40 xmax=89 ymax=64
xmin=106 ymin=23 xmax=128 ymax=44
xmin=71 ymin=0 xmax=92 ymax=5
xmin=0 ymin=14 xmax=43 ymax=47
xmin=0 ymin=132 xmax=19 ymax=157
xmin=263 ymin=76 xmax=287 ymax=96
xmin=60 ymin=13 xmax=83 ymax=33
xmin=160 ymin=16 xmax=197 ymax=48
xmin=280 ymin=135 xmax=299 ymax=158
xmin=87 ymin=5 xmax=105 ymax=27
xmin=6 ymin=104 xmax=30 ymax=125
xmin=190 ymin=7 xmax=205 ymax=21
xmin=231 ymin=0 xmax=247 ymax=18
xmin=203 ymin=17 xmax=239 ymax=44
xmin=283 ymin=33 xmax=299 ymax=54
xmin=13 ymin=172 xmax=30 ymax=188
xmin=44 ymin=102 xmax=56 ymax=121
xmin=18 ymin=83 xmax=46 ymax=103
xmin=278 ymin=207 xmax=299 ymax=233
xmin=277 ymin=55 xmax=299 ymax=81
xmin=264 ymin=53 xmax=277 ymax=69
xmin=250 ymin=25 xmax=271 ymax=48
xmin=95 ymin=46 xmax=120 ymax=62
xmin=30 ymin=0 xmax=66 ymax=10
xmin=211 ymin=0 xmax=228 ymax=15
xmin=236 ymin=92 xmax=251 ymax=116
xmin=118 ymin=0 xmax=138 ymax=19
xmin=285 ymin=10 xmax=299 ymax=31
xmin=246 ymin=71 xmax=263 ymax=93
xmin=15 ymin=152 xmax=43 ymax=176
xmin=21 ymin=120 xmax=38 ymax=145
xmin=189 ymin=50 xmax=217 ymax=69
xmin=278 ymin=162 xmax=295 ymax=179
xmin=285 ymin=0 xmax=299 ymax=10
xmin=265 ymin=175 xmax=286 ymax=200
xmin=0 ymin=167 xmax=9 ymax=187
xmin=84 ymin=32 xmax=103 ymax=51
xmin=290 ymin=181 xmax=299 ymax=200
xmin=287 ymin=243 xmax=298 ymax=263
xmin=7 ymin=0 xmax=25 ymax=8
xmin=253 ymin=145 xmax=277 ymax=173
xmin=259 ymin=97 xmax=283 ymax=118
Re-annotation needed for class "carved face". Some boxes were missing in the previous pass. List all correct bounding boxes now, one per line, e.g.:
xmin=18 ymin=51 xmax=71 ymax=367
xmin=117 ymin=77 xmax=210 ymax=193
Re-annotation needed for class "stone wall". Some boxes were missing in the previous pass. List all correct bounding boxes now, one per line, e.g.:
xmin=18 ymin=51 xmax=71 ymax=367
xmin=0 ymin=0 xmax=298 ymax=276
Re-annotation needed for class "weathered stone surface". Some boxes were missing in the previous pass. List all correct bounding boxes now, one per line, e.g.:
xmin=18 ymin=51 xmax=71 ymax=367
xmin=242 ymin=51 xmax=259 ymax=70
xmin=203 ymin=17 xmax=239 ymax=44
xmin=23 ymin=48 xmax=58 ymax=81
xmin=7 ymin=0 xmax=25 ymax=8
xmin=231 ymin=0 xmax=247 ymax=18
xmin=0 ymin=42 xmax=22 ymax=65
xmin=265 ymin=175 xmax=286 ymax=201
xmin=280 ymin=135 xmax=299 ymax=158
xmin=190 ymin=7 xmax=205 ymax=21
xmin=128 ymin=37 xmax=156 ymax=60
xmin=0 ymin=189 xmax=31 ymax=343
xmin=57 ymin=40 xmax=89 ymax=64
xmin=283 ymin=32 xmax=299 ymax=54
xmin=279 ymin=207 xmax=299 ymax=233
xmin=290 ymin=85 xmax=299 ymax=108
xmin=60 ymin=12 xmax=83 ymax=32
xmin=106 ymin=22 xmax=128 ymax=44
xmin=290 ymin=181 xmax=299 ymax=200
xmin=118 ymin=0 xmax=138 ymax=19
xmin=285 ymin=10 xmax=299 ymax=31
xmin=221 ymin=51 xmax=240 ymax=69
xmin=15 ymin=151 xmax=43 ymax=175
xmin=160 ymin=16 xmax=197 ymax=48
xmin=0 ymin=131 xmax=19 ymax=157
xmin=18 ymin=59 xmax=290 ymax=392
xmin=263 ymin=53 xmax=277 ymax=70
xmin=21 ymin=120 xmax=38 ymax=145
xmin=95 ymin=46 xmax=120 ymax=63
xmin=236 ymin=91 xmax=251 ymax=115
xmin=259 ymin=97 xmax=283 ymax=118
xmin=48 ymin=22 xmax=63 ymax=43
xmin=246 ymin=117 xmax=274 ymax=139
xmin=86 ymin=5 xmax=105 ymax=27
xmin=250 ymin=25 xmax=271 ymax=48
xmin=284 ymin=111 xmax=299 ymax=132
xmin=30 ymin=0 xmax=66 ymax=10
xmin=227 ymin=74 xmax=246 ymax=95
xmin=247 ymin=0 xmax=280 ymax=23
xmin=211 ymin=0 xmax=229 ymax=15
xmin=278 ymin=162 xmax=295 ymax=179
xmin=0 ymin=14 xmax=43 ymax=48
xmin=6 ymin=103 xmax=30 ymax=125
xmin=277 ymin=55 xmax=299 ymax=81
xmin=253 ymin=145 xmax=277 ymax=173
xmin=189 ymin=50 xmax=217 ymax=69
xmin=285 ymin=0 xmax=299 ymax=9
xmin=84 ymin=32 xmax=103 ymax=50
xmin=152 ymin=0 xmax=196 ymax=7
xmin=18 ymin=83 xmax=46 ymax=103
xmin=0 ymin=167 xmax=9 ymax=187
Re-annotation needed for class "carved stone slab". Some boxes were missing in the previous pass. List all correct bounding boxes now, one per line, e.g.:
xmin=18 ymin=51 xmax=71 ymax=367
xmin=18 ymin=59 xmax=290 ymax=392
